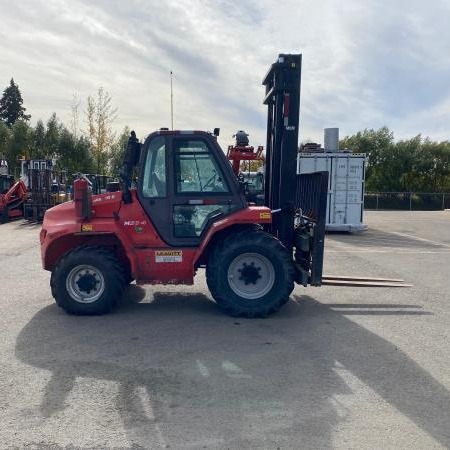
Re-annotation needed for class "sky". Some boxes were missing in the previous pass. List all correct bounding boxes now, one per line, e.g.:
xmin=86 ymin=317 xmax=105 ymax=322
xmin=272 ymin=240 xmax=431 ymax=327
xmin=1 ymin=0 xmax=449 ymax=149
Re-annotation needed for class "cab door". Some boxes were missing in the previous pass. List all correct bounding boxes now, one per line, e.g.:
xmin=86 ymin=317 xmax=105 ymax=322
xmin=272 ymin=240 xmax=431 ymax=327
xmin=138 ymin=133 xmax=245 ymax=247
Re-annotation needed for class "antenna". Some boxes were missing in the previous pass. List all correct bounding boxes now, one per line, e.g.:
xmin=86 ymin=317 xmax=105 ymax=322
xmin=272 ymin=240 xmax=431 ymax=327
xmin=170 ymin=71 xmax=174 ymax=130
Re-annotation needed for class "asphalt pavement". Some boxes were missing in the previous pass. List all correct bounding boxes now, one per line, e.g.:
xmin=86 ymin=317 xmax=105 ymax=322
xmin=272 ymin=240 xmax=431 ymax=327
xmin=0 ymin=211 xmax=449 ymax=449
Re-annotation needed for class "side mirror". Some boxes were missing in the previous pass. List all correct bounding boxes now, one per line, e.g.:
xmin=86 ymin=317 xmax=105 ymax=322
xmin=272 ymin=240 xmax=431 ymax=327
xmin=213 ymin=128 xmax=220 ymax=137
xmin=124 ymin=131 xmax=141 ymax=167
xmin=120 ymin=131 xmax=140 ymax=204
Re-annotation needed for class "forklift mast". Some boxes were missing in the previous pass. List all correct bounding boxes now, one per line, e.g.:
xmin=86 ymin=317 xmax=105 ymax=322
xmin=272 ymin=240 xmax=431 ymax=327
xmin=263 ymin=54 xmax=302 ymax=252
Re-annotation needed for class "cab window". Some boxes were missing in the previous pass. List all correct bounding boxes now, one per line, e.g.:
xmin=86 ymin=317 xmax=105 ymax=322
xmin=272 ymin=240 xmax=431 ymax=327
xmin=142 ymin=136 xmax=166 ymax=197
xmin=174 ymin=139 xmax=229 ymax=194
xmin=173 ymin=203 xmax=238 ymax=237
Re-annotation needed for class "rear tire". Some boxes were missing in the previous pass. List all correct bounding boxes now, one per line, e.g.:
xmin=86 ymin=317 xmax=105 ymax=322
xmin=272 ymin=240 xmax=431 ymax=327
xmin=1 ymin=207 xmax=8 ymax=224
xmin=51 ymin=246 xmax=125 ymax=315
xmin=206 ymin=230 xmax=295 ymax=317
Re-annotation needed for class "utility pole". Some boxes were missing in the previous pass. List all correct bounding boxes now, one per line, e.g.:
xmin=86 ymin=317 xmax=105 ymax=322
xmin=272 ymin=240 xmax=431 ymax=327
xmin=170 ymin=71 xmax=174 ymax=130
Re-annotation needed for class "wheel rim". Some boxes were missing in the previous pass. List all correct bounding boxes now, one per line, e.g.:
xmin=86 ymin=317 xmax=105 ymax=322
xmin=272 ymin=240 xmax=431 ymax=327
xmin=227 ymin=253 xmax=275 ymax=300
xmin=66 ymin=264 xmax=105 ymax=304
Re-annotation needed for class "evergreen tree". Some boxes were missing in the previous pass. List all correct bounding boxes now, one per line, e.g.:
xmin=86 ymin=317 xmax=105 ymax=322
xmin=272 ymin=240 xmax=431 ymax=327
xmin=30 ymin=119 xmax=46 ymax=159
xmin=0 ymin=78 xmax=31 ymax=126
xmin=0 ymin=121 xmax=11 ymax=159
xmin=45 ymin=113 xmax=61 ymax=158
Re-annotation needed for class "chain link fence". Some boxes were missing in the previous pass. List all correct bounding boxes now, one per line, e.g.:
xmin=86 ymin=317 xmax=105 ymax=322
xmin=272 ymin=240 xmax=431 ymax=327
xmin=365 ymin=192 xmax=450 ymax=211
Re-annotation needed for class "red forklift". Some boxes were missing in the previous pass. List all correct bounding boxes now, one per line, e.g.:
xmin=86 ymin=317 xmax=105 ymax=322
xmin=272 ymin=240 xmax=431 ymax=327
xmin=41 ymin=54 xmax=328 ymax=317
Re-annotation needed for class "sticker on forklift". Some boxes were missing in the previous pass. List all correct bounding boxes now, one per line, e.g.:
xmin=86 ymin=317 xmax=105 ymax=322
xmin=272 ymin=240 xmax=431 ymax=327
xmin=259 ymin=212 xmax=271 ymax=220
xmin=81 ymin=224 xmax=93 ymax=232
xmin=155 ymin=250 xmax=183 ymax=263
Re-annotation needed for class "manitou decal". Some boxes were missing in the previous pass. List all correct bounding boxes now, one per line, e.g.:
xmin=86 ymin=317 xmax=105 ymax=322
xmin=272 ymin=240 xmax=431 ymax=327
xmin=155 ymin=250 xmax=183 ymax=263
xmin=123 ymin=220 xmax=147 ymax=226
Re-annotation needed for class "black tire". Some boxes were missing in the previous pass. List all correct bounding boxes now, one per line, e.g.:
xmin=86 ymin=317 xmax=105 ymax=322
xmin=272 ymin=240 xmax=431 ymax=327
xmin=1 ymin=206 xmax=9 ymax=224
xmin=122 ymin=267 xmax=134 ymax=286
xmin=206 ymin=230 xmax=295 ymax=318
xmin=0 ymin=208 xmax=9 ymax=224
xmin=50 ymin=246 xmax=125 ymax=315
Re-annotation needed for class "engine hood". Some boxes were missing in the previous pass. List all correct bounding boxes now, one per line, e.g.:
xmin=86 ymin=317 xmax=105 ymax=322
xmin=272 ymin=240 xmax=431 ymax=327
xmin=91 ymin=191 xmax=122 ymax=217
xmin=43 ymin=192 xmax=122 ymax=225
xmin=44 ymin=200 xmax=75 ymax=221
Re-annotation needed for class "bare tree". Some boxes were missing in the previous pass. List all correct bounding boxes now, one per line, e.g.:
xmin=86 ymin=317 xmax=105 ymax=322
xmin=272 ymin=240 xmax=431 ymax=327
xmin=85 ymin=87 xmax=117 ymax=174
xmin=69 ymin=93 xmax=81 ymax=140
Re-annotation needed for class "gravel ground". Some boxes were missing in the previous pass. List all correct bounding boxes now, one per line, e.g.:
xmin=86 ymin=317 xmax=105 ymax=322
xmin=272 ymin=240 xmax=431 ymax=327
xmin=0 ymin=211 xmax=449 ymax=449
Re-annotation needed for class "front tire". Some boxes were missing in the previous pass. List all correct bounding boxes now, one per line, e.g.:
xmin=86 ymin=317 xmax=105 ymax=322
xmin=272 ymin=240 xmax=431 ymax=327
xmin=206 ymin=230 xmax=295 ymax=318
xmin=51 ymin=246 xmax=125 ymax=315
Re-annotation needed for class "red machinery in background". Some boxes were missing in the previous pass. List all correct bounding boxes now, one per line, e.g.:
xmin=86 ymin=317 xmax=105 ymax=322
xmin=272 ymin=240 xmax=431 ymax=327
xmin=227 ymin=130 xmax=264 ymax=175
xmin=0 ymin=159 xmax=27 ymax=223
xmin=0 ymin=179 xmax=27 ymax=223
xmin=227 ymin=131 xmax=265 ymax=204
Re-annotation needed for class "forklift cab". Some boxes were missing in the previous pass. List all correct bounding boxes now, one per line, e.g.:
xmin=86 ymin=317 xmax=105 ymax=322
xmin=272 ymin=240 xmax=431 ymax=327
xmin=137 ymin=131 xmax=247 ymax=246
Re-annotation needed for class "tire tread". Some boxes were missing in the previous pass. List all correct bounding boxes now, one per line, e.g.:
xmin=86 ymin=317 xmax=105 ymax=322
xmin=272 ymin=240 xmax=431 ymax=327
xmin=206 ymin=229 xmax=294 ymax=318
xmin=51 ymin=245 xmax=125 ymax=315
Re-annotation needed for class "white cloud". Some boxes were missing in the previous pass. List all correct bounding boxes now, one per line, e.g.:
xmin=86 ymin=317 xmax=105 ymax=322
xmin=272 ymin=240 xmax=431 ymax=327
xmin=0 ymin=0 xmax=449 ymax=149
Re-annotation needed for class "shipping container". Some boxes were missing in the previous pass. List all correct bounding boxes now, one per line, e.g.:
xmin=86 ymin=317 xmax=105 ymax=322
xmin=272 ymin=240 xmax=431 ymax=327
xmin=297 ymin=152 xmax=366 ymax=232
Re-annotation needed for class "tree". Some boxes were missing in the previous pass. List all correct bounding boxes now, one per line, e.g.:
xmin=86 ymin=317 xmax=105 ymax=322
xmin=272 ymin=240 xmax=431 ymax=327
xmin=6 ymin=121 xmax=32 ymax=174
xmin=240 ymin=158 xmax=265 ymax=172
xmin=388 ymin=136 xmax=421 ymax=191
xmin=0 ymin=121 xmax=11 ymax=160
xmin=412 ymin=139 xmax=450 ymax=192
xmin=341 ymin=128 xmax=450 ymax=193
xmin=75 ymin=136 xmax=95 ymax=174
xmin=85 ymin=87 xmax=117 ymax=174
xmin=30 ymin=119 xmax=46 ymax=159
xmin=0 ymin=78 xmax=31 ymax=126
xmin=57 ymin=126 xmax=94 ymax=178
xmin=45 ymin=113 xmax=62 ymax=159
xmin=340 ymin=127 xmax=394 ymax=186
xmin=69 ymin=93 xmax=81 ymax=139
xmin=108 ymin=127 xmax=130 ymax=177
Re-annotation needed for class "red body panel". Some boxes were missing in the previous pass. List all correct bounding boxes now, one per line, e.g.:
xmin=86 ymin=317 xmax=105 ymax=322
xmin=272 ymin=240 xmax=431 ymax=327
xmin=41 ymin=189 xmax=272 ymax=284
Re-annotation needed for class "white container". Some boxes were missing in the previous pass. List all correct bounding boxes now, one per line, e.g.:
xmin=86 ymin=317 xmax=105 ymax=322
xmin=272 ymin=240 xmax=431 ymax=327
xmin=297 ymin=152 xmax=367 ymax=232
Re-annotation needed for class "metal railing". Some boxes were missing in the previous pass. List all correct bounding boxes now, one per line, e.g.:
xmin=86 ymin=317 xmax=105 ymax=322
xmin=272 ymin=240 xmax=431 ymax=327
xmin=365 ymin=192 xmax=450 ymax=211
